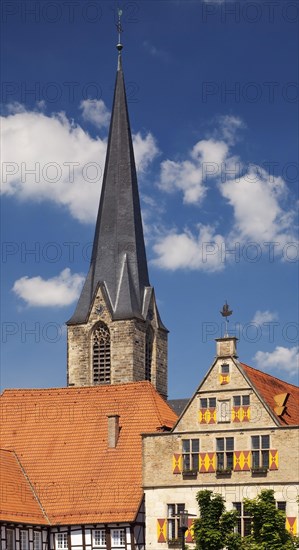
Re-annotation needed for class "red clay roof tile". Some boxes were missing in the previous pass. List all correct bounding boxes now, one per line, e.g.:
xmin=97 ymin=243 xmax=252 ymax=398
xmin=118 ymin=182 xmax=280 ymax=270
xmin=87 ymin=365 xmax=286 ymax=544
xmin=240 ymin=362 xmax=299 ymax=425
xmin=1 ymin=381 xmax=177 ymax=525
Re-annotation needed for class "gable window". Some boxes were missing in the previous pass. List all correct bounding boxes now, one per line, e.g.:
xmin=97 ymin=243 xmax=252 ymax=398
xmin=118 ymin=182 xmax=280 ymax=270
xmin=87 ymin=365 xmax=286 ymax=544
xmin=251 ymin=435 xmax=270 ymax=469
xmin=221 ymin=363 xmax=229 ymax=374
xmin=216 ymin=437 xmax=234 ymax=471
xmin=233 ymin=502 xmax=251 ymax=537
xmin=93 ymin=530 xmax=106 ymax=547
xmin=200 ymin=397 xmax=216 ymax=409
xmin=182 ymin=439 xmax=199 ymax=472
xmin=218 ymin=399 xmax=231 ymax=422
xmin=20 ymin=532 xmax=29 ymax=550
xmin=93 ymin=323 xmax=111 ymax=384
xmin=145 ymin=326 xmax=154 ymax=381
xmin=56 ymin=534 xmax=68 ymax=550
xmin=110 ymin=529 xmax=125 ymax=547
xmin=33 ymin=532 xmax=42 ymax=550
xmin=233 ymin=395 xmax=250 ymax=406
xmin=167 ymin=504 xmax=185 ymax=542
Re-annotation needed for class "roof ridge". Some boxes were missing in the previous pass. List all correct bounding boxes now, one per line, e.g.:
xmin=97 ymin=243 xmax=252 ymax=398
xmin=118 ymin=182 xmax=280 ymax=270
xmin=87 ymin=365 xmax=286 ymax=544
xmin=240 ymin=362 xmax=299 ymax=390
xmin=1 ymin=380 xmax=154 ymax=395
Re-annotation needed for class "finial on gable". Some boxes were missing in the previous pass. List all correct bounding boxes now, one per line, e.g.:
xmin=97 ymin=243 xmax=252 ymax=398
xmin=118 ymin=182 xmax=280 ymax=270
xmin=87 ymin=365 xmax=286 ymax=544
xmin=116 ymin=8 xmax=123 ymax=70
xmin=220 ymin=300 xmax=233 ymax=337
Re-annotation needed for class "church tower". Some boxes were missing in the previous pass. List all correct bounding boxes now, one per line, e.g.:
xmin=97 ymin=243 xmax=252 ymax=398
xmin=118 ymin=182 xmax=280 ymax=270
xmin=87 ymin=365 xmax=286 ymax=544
xmin=66 ymin=34 xmax=168 ymax=398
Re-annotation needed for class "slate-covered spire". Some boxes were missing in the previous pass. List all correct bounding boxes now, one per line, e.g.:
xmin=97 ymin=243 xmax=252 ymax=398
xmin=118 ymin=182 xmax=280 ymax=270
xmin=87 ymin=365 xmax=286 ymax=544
xmin=68 ymin=45 xmax=151 ymax=324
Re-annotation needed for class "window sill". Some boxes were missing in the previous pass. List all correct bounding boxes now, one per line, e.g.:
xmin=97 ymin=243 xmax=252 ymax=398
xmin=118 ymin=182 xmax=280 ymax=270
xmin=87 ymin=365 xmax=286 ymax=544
xmin=251 ymin=467 xmax=268 ymax=475
xmin=168 ymin=540 xmax=181 ymax=548
xmin=216 ymin=468 xmax=232 ymax=476
xmin=182 ymin=470 xmax=197 ymax=478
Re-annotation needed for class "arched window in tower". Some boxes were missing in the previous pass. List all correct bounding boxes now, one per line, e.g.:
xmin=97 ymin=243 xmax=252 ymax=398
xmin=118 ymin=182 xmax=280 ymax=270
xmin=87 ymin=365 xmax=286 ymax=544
xmin=145 ymin=326 xmax=154 ymax=382
xmin=92 ymin=323 xmax=111 ymax=384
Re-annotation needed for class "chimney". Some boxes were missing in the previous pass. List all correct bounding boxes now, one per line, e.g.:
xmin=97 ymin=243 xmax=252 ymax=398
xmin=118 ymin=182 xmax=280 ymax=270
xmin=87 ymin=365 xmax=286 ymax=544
xmin=107 ymin=414 xmax=120 ymax=448
xmin=215 ymin=337 xmax=238 ymax=358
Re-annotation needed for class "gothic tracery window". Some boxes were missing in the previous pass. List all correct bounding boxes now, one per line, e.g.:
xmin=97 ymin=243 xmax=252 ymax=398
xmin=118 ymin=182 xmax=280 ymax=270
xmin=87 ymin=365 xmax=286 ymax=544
xmin=93 ymin=323 xmax=111 ymax=384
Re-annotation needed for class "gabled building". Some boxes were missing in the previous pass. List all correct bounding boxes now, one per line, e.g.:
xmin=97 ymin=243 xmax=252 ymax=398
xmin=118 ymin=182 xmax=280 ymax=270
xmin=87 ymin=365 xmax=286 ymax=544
xmin=0 ymin=382 xmax=177 ymax=549
xmin=143 ymin=336 xmax=299 ymax=548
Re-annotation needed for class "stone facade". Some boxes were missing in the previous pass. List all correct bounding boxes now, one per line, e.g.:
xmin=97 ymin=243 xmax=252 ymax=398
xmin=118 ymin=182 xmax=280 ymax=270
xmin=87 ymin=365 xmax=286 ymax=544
xmin=67 ymin=285 xmax=168 ymax=398
xmin=143 ymin=337 xmax=299 ymax=548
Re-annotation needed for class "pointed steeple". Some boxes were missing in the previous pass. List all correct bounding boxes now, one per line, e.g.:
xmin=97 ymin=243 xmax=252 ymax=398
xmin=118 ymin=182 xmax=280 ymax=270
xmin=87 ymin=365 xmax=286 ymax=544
xmin=68 ymin=45 xmax=150 ymax=323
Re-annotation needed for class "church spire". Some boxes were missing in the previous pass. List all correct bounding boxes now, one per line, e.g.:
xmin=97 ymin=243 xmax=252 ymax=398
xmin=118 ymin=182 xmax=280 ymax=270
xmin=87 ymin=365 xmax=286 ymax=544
xmin=67 ymin=32 xmax=168 ymax=397
xmin=68 ymin=31 xmax=150 ymax=324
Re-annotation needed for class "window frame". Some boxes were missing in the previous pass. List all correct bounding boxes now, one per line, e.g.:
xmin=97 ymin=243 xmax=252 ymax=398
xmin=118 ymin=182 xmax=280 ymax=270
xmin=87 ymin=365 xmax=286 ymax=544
xmin=6 ymin=529 xmax=15 ymax=550
xmin=216 ymin=437 xmax=234 ymax=471
xmin=233 ymin=502 xmax=251 ymax=537
xmin=20 ymin=531 xmax=29 ymax=550
xmin=55 ymin=533 xmax=68 ymax=550
xmin=233 ymin=395 xmax=250 ymax=407
xmin=182 ymin=438 xmax=199 ymax=472
xmin=167 ymin=503 xmax=185 ymax=543
xmin=251 ymin=434 xmax=270 ymax=470
xmin=110 ymin=528 xmax=125 ymax=548
xmin=200 ymin=397 xmax=216 ymax=409
xmin=33 ymin=532 xmax=42 ymax=550
xmin=92 ymin=529 xmax=106 ymax=548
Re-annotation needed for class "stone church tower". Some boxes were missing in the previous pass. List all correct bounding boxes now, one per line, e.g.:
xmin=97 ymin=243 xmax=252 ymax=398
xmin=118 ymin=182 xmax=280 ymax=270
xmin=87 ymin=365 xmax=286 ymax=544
xmin=66 ymin=45 xmax=168 ymax=398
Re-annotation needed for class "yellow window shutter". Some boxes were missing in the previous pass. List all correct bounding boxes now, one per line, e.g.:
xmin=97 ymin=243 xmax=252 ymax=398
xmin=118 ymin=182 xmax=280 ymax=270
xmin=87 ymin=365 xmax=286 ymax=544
xmin=269 ymin=449 xmax=278 ymax=470
xmin=157 ymin=519 xmax=167 ymax=542
xmin=172 ymin=453 xmax=182 ymax=474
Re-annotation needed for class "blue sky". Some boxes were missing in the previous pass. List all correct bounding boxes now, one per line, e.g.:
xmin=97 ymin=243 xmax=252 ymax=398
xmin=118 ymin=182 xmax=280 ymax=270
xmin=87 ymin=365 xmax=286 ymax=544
xmin=1 ymin=0 xmax=298 ymax=398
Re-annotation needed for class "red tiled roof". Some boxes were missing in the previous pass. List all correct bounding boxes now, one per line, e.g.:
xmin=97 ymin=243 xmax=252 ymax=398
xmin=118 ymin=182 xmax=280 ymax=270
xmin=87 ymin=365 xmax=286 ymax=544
xmin=0 ymin=449 xmax=48 ymax=524
xmin=0 ymin=382 xmax=177 ymax=525
xmin=241 ymin=363 xmax=299 ymax=426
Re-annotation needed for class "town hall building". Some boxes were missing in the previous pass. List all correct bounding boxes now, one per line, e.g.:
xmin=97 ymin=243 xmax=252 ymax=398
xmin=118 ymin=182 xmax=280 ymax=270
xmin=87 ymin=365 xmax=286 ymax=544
xmin=1 ymin=30 xmax=298 ymax=550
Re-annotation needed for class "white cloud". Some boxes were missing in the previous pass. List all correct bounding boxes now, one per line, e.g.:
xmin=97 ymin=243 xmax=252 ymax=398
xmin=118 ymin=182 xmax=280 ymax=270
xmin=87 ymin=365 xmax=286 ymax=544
xmin=159 ymin=139 xmax=229 ymax=204
xmin=134 ymin=132 xmax=159 ymax=173
xmin=1 ymin=106 xmax=158 ymax=223
xmin=252 ymin=310 xmax=278 ymax=325
xmin=220 ymin=166 xmax=295 ymax=245
xmin=254 ymin=346 xmax=299 ymax=376
xmin=152 ymin=224 xmax=225 ymax=272
xmin=80 ymin=99 xmax=110 ymax=129
xmin=217 ymin=115 xmax=245 ymax=145
xmin=12 ymin=268 xmax=84 ymax=307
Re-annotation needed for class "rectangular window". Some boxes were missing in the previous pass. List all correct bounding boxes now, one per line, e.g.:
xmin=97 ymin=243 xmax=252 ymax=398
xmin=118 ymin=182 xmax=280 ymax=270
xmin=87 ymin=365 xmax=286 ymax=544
xmin=251 ymin=435 xmax=270 ymax=469
xmin=167 ymin=504 xmax=185 ymax=542
xmin=34 ymin=532 xmax=42 ymax=550
xmin=218 ymin=400 xmax=231 ymax=422
xmin=216 ymin=437 xmax=234 ymax=471
xmin=200 ymin=397 xmax=216 ymax=408
xmin=20 ymin=532 xmax=29 ymax=550
xmin=110 ymin=529 xmax=125 ymax=547
xmin=56 ymin=534 xmax=68 ymax=550
xmin=182 ymin=439 xmax=199 ymax=471
xmin=93 ymin=530 xmax=106 ymax=547
xmin=6 ymin=529 xmax=15 ymax=550
xmin=277 ymin=501 xmax=286 ymax=512
xmin=233 ymin=395 xmax=250 ymax=406
xmin=233 ymin=503 xmax=251 ymax=537
xmin=221 ymin=363 xmax=229 ymax=374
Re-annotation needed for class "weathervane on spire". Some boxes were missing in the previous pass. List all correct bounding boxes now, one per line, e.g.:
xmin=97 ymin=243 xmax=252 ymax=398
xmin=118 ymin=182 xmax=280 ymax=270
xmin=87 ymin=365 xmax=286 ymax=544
xmin=116 ymin=8 xmax=123 ymax=52
xmin=220 ymin=301 xmax=233 ymax=337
